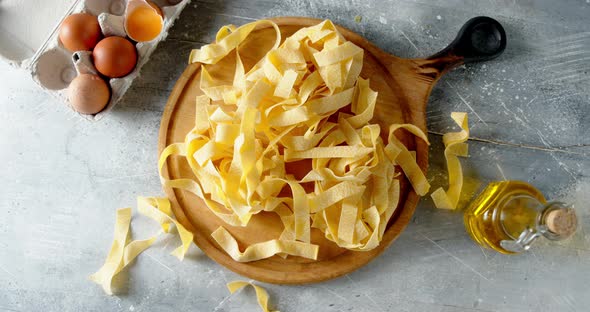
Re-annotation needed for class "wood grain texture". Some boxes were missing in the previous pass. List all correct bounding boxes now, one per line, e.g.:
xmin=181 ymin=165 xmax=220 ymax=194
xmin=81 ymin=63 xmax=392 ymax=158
xmin=158 ymin=17 xmax=457 ymax=284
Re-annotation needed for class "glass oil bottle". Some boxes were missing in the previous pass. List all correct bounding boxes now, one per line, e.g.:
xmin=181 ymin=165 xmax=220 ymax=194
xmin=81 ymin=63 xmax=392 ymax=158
xmin=464 ymin=180 xmax=577 ymax=254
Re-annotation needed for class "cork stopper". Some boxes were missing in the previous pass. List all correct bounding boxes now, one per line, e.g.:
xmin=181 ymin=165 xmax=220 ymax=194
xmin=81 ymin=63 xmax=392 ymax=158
xmin=545 ymin=209 xmax=577 ymax=238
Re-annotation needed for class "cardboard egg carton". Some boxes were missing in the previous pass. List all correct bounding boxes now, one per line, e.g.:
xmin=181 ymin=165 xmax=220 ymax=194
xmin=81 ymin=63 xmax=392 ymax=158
xmin=0 ymin=0 xmax=190 ymax=121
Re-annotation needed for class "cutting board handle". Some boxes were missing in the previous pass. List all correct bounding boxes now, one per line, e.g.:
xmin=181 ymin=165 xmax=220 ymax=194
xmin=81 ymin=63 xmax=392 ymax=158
xmin=428 ymin=16 xmax=506 ymax=72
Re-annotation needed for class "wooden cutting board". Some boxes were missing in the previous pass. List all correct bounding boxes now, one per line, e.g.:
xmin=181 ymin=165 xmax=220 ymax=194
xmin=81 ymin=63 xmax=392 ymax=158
xmin=158 ymin=16 xmax=505 ymax=284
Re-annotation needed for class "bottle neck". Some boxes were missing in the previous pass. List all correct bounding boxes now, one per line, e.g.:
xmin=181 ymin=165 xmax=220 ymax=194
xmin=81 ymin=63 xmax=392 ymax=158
xmin=498 ymin=195 xmax=576 ymax=253
xmin=538 ymin=202 xmax=577 ymax=240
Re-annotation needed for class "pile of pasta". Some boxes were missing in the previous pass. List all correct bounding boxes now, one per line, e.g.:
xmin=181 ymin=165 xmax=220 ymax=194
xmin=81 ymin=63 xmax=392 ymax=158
xmin=91 ymin=20 xmax=471 ymax=303
xmin=158 ymin=20 xmax=432 ymax=262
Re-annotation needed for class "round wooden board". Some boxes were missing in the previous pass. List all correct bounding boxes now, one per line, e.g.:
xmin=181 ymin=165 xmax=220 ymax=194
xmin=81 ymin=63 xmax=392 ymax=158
xmin=159 ymin=17 xmax=435 ymax=284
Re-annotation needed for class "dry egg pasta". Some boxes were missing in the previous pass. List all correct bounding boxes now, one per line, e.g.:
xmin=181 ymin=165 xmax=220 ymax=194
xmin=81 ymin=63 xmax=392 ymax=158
xmin=431 ymin=112 xmax=470 ymax=209
xmin=90 ymin=197 xmax=193 ymax=295
xmin=227 ymin=281 xmax=278 ymax=312
xmin=91 ymin=20 xmax=468 ymax=299
xmin=157 ymin=19 xmax=431 ymax=260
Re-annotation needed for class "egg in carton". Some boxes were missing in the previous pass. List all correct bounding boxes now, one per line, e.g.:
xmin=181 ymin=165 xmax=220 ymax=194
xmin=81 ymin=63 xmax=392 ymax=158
xmin=0 ymin=0 xmax=190 ymax=121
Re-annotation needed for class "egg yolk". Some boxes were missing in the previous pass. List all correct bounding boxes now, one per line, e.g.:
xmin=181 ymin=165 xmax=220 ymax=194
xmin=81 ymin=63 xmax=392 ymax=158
xmin=126 ymin=6 xmax=163 ymax=42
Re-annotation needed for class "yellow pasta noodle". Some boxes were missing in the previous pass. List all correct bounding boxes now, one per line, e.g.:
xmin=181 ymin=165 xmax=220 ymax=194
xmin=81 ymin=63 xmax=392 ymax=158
xmin=227 ymin=280 xmax=278 ymax=312
xmin=137 ymin=197 xmax=194 ymax=260
xmin=211 ymin=226 xmax=319 ymax=262
xmin=431 ymin=112 xmax=470 ymax=209
xmin=90 ymin=208 xmax=135 ymax=295
xmin=90 ymin=197 xmax=193 ymax=294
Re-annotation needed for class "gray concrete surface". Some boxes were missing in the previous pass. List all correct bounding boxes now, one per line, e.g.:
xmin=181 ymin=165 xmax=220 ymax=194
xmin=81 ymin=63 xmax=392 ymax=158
xmin=1 ymin=0 xmax=589 ymax=311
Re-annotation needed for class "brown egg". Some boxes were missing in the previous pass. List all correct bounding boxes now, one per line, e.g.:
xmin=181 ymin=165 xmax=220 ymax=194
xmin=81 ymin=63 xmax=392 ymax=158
xmin=59 ymin=13 xmax=102 ymax=52
xmin=93 ymin=37 xmax=137 ymax=78
xmin=68 ymin=74 xmax=111 ymax=114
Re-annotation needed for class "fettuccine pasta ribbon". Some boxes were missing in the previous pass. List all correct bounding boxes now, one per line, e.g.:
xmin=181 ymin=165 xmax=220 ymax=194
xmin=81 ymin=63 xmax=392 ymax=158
xmin=431 ymin=112 xmax=470 ymax=209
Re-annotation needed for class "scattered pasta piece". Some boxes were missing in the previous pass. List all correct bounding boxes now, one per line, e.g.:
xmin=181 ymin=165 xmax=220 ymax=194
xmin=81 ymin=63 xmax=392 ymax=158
xmin=137 ymin=197 xmax=194 ymax=260
xmin=431 ymin=112 xmax=470 ymax=209
xmin=227 ymin=281 xmax=278 ymax=312
xmin=90 ymin=197 xmax=193 ymax=294
xmin=90 ymin=208 xmax=135 ymax=295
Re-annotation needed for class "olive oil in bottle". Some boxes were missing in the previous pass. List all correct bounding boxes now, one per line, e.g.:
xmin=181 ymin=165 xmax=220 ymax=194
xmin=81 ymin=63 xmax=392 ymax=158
xmin=464 ymin=180 xmax=577 ymax=254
